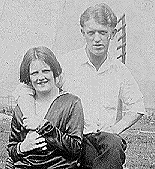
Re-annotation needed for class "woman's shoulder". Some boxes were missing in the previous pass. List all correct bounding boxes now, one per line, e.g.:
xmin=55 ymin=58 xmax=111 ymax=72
xmin=58 ymin=92 xmax=81 ymax=104
xmin=13 ymin=105 xmax=23 ymax=119
xmin=11 ymin=105 xmax=23 ymax=126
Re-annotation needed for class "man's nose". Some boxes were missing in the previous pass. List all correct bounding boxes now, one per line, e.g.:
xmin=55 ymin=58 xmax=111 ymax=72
xmin=94 ymin=32 xmax=101 ymax=42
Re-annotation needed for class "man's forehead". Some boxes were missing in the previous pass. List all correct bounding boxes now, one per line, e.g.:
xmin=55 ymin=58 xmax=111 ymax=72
xmin=83 ymin=19 xmax=113 ymax=31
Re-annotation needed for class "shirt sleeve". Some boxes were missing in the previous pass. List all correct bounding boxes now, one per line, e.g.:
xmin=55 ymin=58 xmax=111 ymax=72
xmin=120 ymin=66 xmax=147 ymax=116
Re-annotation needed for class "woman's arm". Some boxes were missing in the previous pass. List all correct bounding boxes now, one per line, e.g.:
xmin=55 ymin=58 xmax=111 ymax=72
xmin=36 ymin=98 xmax=84 ymax=160
xmin=7 ymin=109 xmax=25 ymax=162
xmin=7 ymin=108 xmax=47 ymax=162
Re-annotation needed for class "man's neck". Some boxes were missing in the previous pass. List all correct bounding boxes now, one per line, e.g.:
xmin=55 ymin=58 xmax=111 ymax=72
xmin=86 ymin=48 xmax=108 ymax=71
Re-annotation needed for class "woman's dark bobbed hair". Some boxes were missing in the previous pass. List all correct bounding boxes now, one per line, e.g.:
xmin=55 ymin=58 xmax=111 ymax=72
xmin=20 ymin=46 xmax=62 ymax=85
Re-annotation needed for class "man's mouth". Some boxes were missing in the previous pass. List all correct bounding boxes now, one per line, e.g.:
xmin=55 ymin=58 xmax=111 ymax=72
xmin=94 ymin=44 xmax=104 ymax=47
xmin=93 ymin=44 xmax=104 ymax=49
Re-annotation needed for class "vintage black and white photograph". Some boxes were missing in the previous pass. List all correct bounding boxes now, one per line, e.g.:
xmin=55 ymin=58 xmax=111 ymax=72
xmin=0 ymin=0 xmax=155 ymax=168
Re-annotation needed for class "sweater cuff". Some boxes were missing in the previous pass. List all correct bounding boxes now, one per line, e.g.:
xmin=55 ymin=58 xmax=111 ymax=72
xmin=16 ymin=142 xmax=25 ymax=156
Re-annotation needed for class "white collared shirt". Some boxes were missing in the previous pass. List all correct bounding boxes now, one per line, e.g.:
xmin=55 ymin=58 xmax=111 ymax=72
xmin=58 ymin=46 xmax=146 ymax=134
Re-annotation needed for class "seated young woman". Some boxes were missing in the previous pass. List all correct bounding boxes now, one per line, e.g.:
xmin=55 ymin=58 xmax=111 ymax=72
xmin=6 ymin=46 xmax=84 ymax=169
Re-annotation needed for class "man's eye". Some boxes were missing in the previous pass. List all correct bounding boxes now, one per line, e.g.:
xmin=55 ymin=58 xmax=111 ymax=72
xmin=87 ymin=31 xmax=95 ymax=36
xmin=100 ymin=31 xmax=108 ymax=35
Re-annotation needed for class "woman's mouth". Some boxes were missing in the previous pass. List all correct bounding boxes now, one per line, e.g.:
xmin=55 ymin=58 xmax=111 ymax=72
xmin=37 ymin=80 xmax=48 ymax=85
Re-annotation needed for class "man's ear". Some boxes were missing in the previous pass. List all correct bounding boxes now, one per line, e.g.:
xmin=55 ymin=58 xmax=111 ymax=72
xmin=81 ymin=28 xmax=85 ymax=35
xmin=110 ymin=29 xmax=117 ymax=40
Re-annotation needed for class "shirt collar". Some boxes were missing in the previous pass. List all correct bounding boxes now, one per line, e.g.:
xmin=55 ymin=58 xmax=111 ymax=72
xmin=81 ymin=45 xmax=116 ymax=73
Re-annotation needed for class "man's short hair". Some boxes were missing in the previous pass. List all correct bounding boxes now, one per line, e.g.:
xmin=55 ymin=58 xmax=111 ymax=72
xmin=80 ymin=3 xmax=117 ymax=28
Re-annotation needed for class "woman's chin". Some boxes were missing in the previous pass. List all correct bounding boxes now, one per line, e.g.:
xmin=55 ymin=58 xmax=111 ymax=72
xmin=36 ymin=88 xmax=52 ymax=95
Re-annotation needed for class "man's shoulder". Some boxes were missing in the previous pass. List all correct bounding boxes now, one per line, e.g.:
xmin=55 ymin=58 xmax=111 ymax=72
xmin=113 ymin=59 xmax=127 ymax=68
xmin=110 ymin=59 xmax=136 ymax=81
xmin=112 ymin=59 xmax=130 ymax=72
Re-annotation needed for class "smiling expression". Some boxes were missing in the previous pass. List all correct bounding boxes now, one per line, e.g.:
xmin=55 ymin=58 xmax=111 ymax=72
xmin=30 ymin=59 xmax=55 ymax=94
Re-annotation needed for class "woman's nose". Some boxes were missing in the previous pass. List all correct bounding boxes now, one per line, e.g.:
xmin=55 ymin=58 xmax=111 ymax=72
xmin=37 ymin=73 xmax=45 ymax=80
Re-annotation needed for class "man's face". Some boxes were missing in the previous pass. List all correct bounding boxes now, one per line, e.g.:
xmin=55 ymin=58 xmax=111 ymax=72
xmin=82 ymin=19 xmax=115 ymax=56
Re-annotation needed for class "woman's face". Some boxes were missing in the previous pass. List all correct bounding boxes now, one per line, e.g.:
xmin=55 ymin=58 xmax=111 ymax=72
xmin=29 ymin=59 xmax=55 ymax=94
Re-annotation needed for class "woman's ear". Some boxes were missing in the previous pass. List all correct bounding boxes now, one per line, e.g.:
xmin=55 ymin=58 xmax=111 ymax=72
xmin=110 ymin=29 xmax=117 ymax=40
xmin=55 ymin=72 xmax=65 ymax=89
xmin=28 ymin=81 xmax=33 ymax=88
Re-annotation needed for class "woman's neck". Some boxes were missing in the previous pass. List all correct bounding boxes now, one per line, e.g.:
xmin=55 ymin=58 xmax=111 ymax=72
xmin=35 ymin=87 xmax=59 ymax=104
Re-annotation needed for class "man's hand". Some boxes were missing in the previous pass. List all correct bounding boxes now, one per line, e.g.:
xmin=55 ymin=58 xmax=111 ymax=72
xmin=20 ymin=131 xmax=47 ymax=152
xmin=12 ymin=83 xmax=35 ymax=101
xmin=103 ymin=126 xmax=115 ymax=134
xmin=104 ymin=113 xmax=144 ymax=135
xmin=18 ymin=83 xmax=35 ymax=96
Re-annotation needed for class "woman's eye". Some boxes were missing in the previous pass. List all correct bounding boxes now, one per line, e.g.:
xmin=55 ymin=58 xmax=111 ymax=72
xmin=30 ymin=72 xmax=38 ymax=76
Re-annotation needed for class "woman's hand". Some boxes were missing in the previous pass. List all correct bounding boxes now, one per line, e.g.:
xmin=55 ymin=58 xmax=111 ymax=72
xmin=20 ymin=131 xmax=47 ymax=152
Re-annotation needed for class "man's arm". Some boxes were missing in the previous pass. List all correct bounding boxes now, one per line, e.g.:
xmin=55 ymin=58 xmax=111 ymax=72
xmin=109 ymin=112 xmax=143 ymax=134
xmin=106 ymin=66 xmax=147 ymax=134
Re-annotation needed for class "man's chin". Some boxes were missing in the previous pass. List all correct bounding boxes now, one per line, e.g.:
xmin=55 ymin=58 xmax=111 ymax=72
xmin=87 ymin=47 xmax=105 ymax=56
xmin=92 ymin=50 xmax=105 ymax=56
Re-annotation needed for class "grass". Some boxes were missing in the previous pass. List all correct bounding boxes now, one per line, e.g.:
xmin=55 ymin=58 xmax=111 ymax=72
xmin=0 ymin=109 xmax=155 ymax=169
xmin=120 ymin=109 xmax=155 ymax=169
xmin=0 ymin=114 xmax=11 ymax=169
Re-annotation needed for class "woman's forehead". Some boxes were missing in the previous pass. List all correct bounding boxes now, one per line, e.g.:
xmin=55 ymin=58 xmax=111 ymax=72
xmin=30 ymin=59 xmax=50 ymax=71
